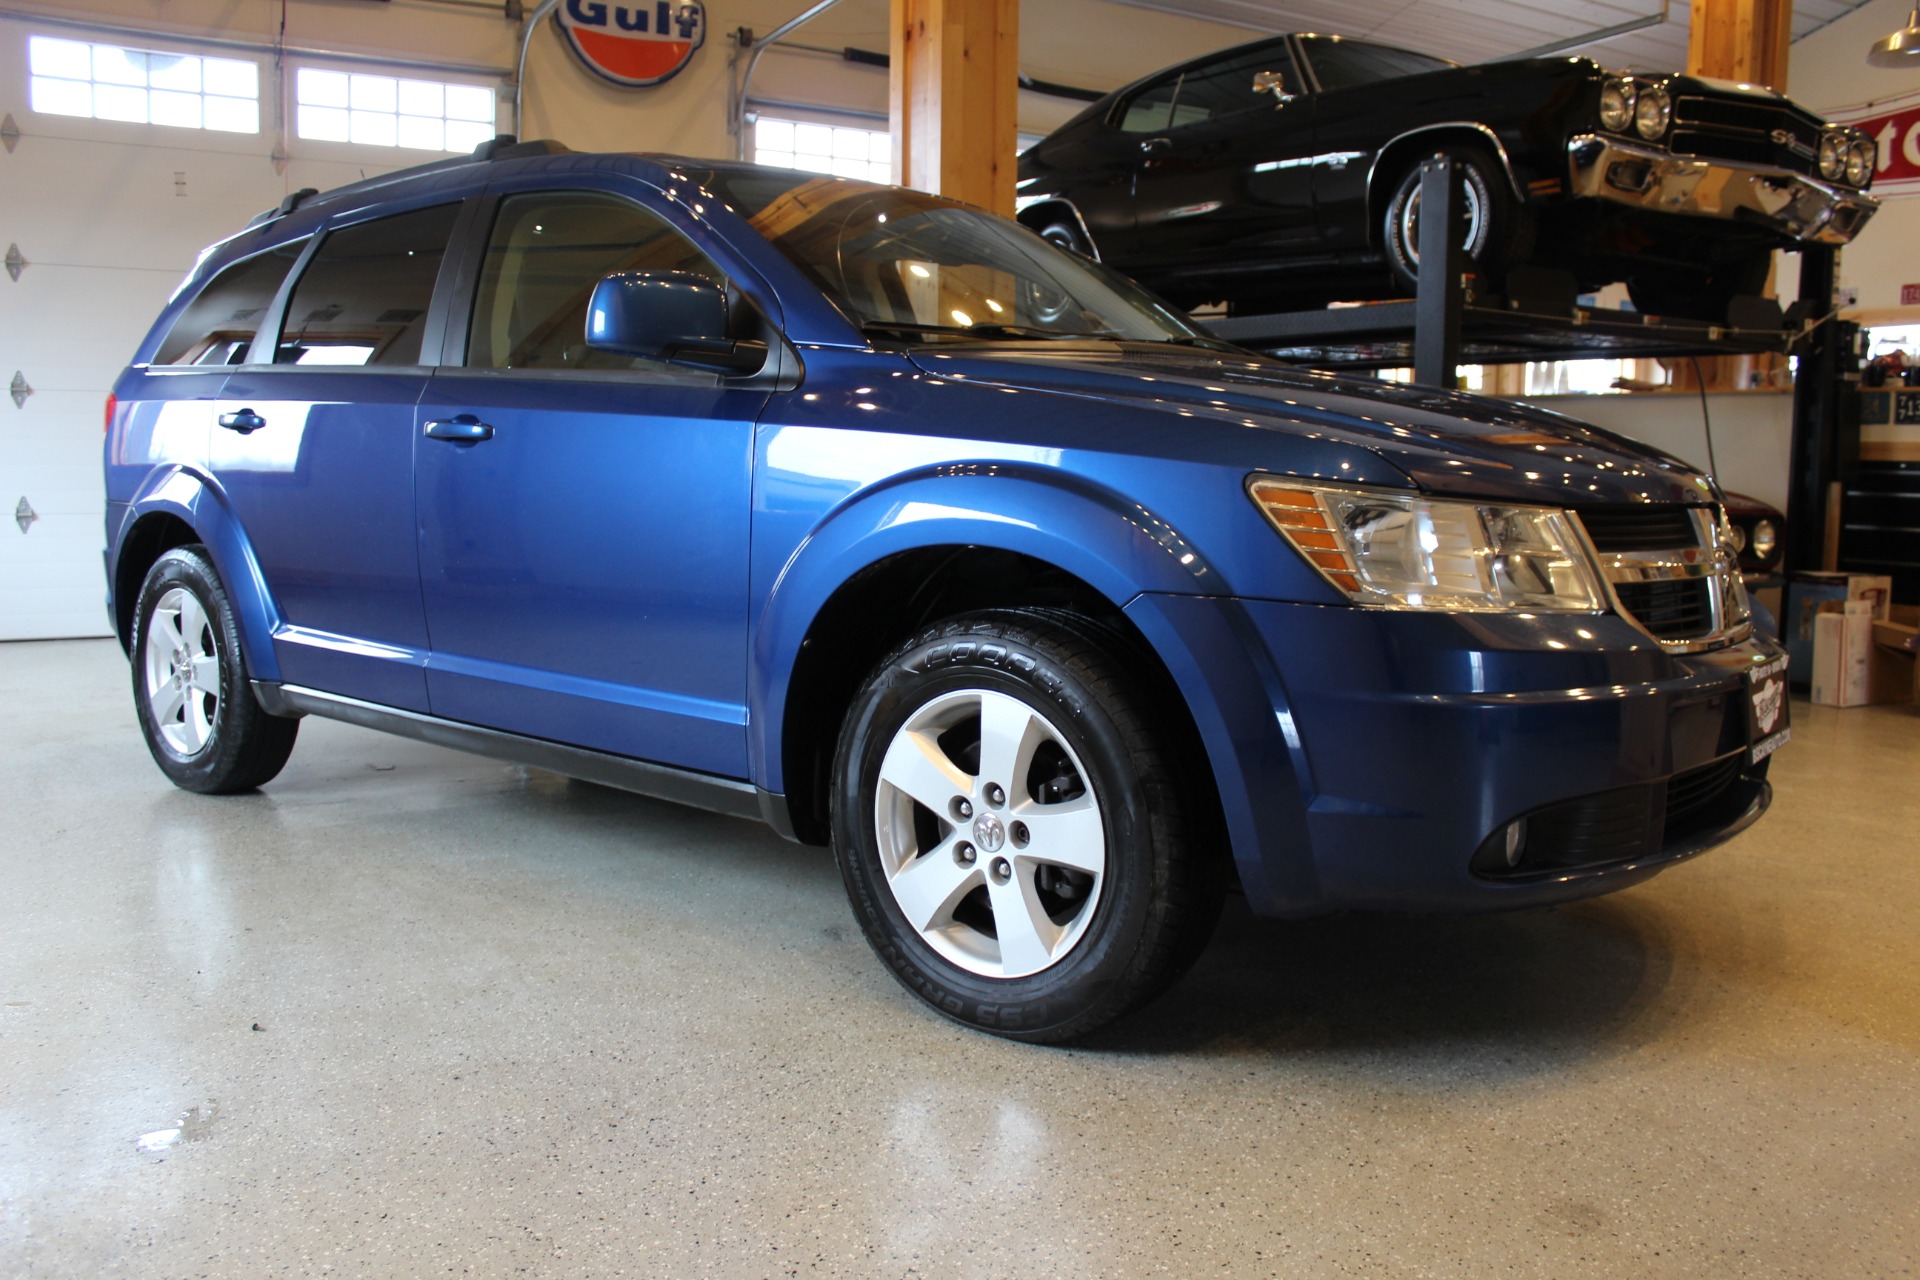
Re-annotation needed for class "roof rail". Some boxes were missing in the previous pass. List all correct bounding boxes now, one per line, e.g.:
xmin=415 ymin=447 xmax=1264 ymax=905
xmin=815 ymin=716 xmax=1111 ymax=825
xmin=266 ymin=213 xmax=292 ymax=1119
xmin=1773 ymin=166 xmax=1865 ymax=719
xmin=471 ymin=135 xmax=572 ymax=162
xmin=238 ymin=139 xmax=572 ymax=230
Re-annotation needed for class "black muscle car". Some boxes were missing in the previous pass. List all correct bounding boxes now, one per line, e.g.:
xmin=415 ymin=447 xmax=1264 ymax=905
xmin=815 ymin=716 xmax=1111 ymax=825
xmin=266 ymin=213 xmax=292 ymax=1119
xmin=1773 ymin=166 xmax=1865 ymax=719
xmin=1015 ymin=34 xmax=1881 ymax=323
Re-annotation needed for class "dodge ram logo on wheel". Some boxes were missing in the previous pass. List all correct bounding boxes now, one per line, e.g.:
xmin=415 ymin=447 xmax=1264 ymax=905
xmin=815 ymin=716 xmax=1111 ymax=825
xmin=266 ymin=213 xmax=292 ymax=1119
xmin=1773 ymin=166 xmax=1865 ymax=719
xmin=556 ymin=0 xmax=706 ymax=88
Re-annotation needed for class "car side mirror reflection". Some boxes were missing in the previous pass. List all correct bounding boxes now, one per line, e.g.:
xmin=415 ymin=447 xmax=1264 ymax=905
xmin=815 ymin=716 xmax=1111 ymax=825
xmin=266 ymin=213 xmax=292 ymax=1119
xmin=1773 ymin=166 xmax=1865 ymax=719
xmin=585 ymin=270 xmax=768 ymax=374
xmin=1252 ymin=69 xmax=1295 ymax=104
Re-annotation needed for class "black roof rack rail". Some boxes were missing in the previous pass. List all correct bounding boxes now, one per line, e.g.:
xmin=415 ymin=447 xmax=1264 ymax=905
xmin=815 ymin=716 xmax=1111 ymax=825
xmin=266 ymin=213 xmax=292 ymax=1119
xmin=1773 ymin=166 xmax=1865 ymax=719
xmin=471 ymin=135 xmax=572 ymax=161
xmin=238 ymin=139 xmax=572 ymax=230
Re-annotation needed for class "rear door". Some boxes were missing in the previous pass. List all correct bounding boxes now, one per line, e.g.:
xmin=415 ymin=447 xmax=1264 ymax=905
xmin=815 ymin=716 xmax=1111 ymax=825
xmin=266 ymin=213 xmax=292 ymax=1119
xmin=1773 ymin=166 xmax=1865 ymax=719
xmin=413 ymin=182 xmax=768 ymax=777
xmin=210 ymin=197 xmax=466 ymax=710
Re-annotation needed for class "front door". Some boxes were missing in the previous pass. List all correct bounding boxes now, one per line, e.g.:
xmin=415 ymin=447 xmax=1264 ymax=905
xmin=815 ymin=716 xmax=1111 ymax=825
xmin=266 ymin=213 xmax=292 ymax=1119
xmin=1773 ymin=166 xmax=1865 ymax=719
xmin=414 ymin=187 xmax=767 ymax=778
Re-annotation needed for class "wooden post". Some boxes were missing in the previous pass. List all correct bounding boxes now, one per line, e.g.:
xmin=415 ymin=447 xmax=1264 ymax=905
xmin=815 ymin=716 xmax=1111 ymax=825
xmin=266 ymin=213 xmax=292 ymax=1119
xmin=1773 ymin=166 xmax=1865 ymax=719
xmin=889 ymin=0 xmax=1019 ymax=215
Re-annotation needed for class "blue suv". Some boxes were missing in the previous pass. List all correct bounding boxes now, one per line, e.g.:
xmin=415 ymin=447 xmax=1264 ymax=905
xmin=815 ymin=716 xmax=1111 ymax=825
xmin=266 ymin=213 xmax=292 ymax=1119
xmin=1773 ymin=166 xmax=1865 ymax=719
xmin=105 ymin=139 xmax=1790 ymax=1041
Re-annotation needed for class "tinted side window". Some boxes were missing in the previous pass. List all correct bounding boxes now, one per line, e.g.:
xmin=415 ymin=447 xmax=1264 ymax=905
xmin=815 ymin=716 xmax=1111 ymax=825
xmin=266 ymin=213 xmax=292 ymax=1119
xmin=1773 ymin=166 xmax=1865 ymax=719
xmin=1305 ymin=39 xmax=1453 ymax=92
xmin=1115 ymin=74 xmax=1181 ymax=133
xmin=1175 ymin=44 xmax=1299 ymax=124
xmin=466 ymin=191 xmax=728 ymax=373
xmin=275 ymin=202 xmax=460 ymax=366
xmin=154 ymin=242 xmax=304 ymax=366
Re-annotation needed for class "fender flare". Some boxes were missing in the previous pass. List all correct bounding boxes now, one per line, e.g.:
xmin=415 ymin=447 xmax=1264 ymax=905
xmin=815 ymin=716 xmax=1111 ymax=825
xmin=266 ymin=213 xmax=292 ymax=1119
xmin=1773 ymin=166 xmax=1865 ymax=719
xmin=1014 ymin=199 xmax=1102 ymax=260
xmin=1364 ymin=122 xmax=1527 ymax=244
xmin=747 ymin=467 xmax=1215 ymax=795
xmin=116 ymin=465 xmax=284 ymax=683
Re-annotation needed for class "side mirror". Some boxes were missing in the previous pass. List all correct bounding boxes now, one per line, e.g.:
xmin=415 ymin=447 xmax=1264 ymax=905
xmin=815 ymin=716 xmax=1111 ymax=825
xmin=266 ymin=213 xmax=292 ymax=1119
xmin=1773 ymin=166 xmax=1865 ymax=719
xmin=585 ymin=270 xmax=767 ymax=374
xmin=1252 ymin=69 xmax=1295 ymax=104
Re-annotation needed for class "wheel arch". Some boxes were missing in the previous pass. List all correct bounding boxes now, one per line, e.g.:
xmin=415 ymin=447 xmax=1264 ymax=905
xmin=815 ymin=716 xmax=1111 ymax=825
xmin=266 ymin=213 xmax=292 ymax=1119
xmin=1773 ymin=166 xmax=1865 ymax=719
xmin=751 ymin=475 xmax=1223 ymax=846
xmin=1364 ymin=123 xmax=1524 ymax=245
xmin=112 ymin=467 xmax=283 ymax=681
xmin=1014 ymin=199 xmax=1100 ymax=259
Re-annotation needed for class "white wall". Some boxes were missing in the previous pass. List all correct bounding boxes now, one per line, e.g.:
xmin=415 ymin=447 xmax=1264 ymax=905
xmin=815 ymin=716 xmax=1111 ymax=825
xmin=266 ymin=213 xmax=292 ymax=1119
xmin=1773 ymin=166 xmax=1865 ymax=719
xmin=1522 ymin=392 xmax=1794 ymax=511
xmin=1791 ymin=0 xmax=1920 ymax=318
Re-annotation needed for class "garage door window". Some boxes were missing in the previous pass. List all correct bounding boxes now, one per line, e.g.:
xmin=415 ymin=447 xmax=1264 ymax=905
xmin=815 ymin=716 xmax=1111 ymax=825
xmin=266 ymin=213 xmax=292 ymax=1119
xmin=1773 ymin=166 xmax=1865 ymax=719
xmin=276 ymin=204 xmax=462 ymax=367
xmin=754 ymin=117 xmax=893 ymax=183
xmin=294 ymin=68 xmax=498 ymax=153
xmin=154 ymin=241 xmax=306 ymax=366
xmin=28 ymin=35 xmax=259 ymax=133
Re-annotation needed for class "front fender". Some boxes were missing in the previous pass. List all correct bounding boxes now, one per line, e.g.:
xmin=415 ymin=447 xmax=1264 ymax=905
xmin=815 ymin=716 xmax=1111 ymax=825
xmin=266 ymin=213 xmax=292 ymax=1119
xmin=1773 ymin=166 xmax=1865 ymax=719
xmin=748 ymin=466 xmax=1218 ymax=796
xmin=118 ymin=465 xmax=284 ymax=682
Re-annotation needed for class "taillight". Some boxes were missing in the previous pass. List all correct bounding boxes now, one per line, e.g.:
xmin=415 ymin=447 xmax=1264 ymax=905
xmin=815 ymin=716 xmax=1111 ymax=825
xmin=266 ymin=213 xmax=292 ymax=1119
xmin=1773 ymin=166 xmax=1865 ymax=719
xmin=103 ymin=392 xmax=116 ymax=434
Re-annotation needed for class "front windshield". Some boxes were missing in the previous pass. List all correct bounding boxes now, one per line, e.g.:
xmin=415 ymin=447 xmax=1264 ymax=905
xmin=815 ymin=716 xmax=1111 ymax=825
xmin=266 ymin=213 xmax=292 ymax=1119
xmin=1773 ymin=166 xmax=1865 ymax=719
xmin=693 ymin=170 xmax=1208 ymax=344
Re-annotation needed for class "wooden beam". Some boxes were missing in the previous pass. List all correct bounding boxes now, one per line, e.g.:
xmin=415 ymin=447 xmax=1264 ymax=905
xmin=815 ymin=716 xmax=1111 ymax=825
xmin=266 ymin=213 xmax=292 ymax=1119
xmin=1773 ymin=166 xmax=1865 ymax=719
xmin=889 ymin=0 xmax=1019 ymax=214
xmin=1687 ymin=0 xmax=1792 ymax=91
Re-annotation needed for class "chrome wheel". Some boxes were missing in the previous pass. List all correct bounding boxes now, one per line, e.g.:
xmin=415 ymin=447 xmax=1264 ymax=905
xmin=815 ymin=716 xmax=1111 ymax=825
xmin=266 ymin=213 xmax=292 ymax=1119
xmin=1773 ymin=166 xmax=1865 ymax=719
xmin=142 ymin=585 xmax=221 ymax=756
xmin=872 ymin=687 xmax=1105 ymax=979
xmin=1395 ymin=177 xmax=1487 ymax=270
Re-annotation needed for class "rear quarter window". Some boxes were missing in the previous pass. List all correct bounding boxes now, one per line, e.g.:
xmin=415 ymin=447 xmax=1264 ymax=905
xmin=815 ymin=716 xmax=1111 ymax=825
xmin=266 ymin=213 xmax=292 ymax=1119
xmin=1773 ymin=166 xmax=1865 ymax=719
xmin=154 ymin=241 xmax=305 ymax=366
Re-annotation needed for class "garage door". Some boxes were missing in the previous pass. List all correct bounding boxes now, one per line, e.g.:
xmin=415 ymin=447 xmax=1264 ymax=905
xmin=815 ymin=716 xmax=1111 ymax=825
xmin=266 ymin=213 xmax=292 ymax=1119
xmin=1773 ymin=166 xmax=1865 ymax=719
xmin=0 ymin=14 xmax=502 ymax=639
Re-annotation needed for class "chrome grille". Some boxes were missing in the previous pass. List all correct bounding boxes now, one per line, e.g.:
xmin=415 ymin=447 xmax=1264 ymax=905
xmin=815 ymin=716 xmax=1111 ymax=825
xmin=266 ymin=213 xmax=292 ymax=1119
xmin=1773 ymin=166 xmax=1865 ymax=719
xmin=1575 ymin=505 xmax=1749 ymax=650
xmin=1670 ymin=95 xmax=1822 ymax=177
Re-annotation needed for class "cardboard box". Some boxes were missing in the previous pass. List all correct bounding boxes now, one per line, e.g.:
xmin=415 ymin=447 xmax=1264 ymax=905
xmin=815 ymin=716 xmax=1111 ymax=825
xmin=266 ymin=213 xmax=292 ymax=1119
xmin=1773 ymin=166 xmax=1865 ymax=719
xmin=1811 ymin=601 xmax=1875 ymax=707
xmin=1787 ymin=573 xmax=1895 ymax=684
xmin=1871 ymin=605 xmax=1920 ymax=707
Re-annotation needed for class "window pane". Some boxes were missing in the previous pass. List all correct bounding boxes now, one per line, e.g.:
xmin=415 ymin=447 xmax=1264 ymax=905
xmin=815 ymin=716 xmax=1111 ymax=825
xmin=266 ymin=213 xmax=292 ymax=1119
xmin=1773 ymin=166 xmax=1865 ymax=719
xmin=203 ymin=58 xmax=258 ymax=98
xmin=205 ymin=97 xmax=259 ymax=133
xmin=350 ymin=110 xmax=398 ymax=147
xmin=29 ymin=36 xmax=92 ymax=80
xmin=397 ymin=115 xmax=444 ymax=151
xmin=94 ymin=84 xmax=148 ymax=123
xmin=277 ymin=203 xmax=460 ymax=367
xmin=756 ymin=118 xmax=793 ymax=151
xmin=93 ymin=46 xmax=149 ymax=87
xmin=349 ymin=74 xmax=398 ymax=113
xmin=445 ymin=84 xmax=495 ymax=123
xmin=467 ymin=191 xmax=729 ymax=372
xmin=297 ymin=67 xmax=349 ymax=108
xmin=156 ymin=240 xmax=306 ymax=365
xmin=147 ymin=54 xmax=201 ymax=93
xmin=397 ymin=79 xmax=444 ymax=118
xmin=444 ymin=120 xmax=495 ymax=152
xmin=298 ymin=104 xmax=350 ymax=142
xmin=29 ymin=76 xmax=92 ymax=118
xmin=150 ymin=89 xmax=202 ymax=129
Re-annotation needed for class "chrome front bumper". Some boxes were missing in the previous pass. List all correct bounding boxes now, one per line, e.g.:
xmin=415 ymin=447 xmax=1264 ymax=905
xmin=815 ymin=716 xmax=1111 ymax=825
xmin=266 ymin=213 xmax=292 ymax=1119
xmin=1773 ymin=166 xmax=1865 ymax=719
xmin=1567 ymin=134 xmax=1880 ymax=244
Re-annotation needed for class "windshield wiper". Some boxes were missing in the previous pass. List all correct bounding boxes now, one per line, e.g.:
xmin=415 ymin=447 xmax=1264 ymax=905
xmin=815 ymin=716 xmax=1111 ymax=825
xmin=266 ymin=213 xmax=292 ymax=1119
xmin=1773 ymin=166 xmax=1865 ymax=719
xmin=860 ymin=320 xmax=1125 ymax=342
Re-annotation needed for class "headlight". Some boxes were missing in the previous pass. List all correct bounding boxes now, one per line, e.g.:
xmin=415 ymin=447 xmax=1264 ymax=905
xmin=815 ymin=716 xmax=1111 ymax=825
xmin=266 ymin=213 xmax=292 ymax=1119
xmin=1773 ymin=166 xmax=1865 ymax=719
xmin=1751 ymin=518 xmax=1778 ymax=561
xmin=1847 ymin=138 xmax=1875 ymax=187
xmin=1248 ymin=479 xmax=1608 ymax=612
xmin=1600 ymin=78 xmax=1637 ymax=133
xmin=1634 ymin=85 xmax=1671 ymax=140
xmin=1727 ymin=523 xmax=1748 ymax=553
xmin=1819 ymin=132 xmax=1847 ymax=180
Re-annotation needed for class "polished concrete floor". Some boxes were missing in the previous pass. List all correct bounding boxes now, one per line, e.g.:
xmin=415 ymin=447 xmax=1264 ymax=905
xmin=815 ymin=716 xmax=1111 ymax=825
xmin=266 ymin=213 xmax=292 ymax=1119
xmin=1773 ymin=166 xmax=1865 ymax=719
xmin=2 ymin=639 xmax=1916 ymax=1277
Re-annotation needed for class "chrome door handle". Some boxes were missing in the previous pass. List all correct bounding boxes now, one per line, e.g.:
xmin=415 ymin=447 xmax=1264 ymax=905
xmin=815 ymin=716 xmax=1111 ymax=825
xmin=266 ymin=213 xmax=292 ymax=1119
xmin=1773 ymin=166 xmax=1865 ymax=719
xmin=423 ymin=414 xmax=494 ymax=445
xmin=217 ymin=408 xmax=266 ymax=433
xmin=1139 ymin=136 xmax=1173 ymax=154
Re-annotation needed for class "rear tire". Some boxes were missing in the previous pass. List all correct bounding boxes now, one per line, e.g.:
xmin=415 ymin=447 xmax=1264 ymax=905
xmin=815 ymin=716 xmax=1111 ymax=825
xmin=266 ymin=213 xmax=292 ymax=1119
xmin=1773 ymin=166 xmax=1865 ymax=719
xmin=1039 ymin=219 xmax=1094 ymax=257
xmin=831 ymin=610 xmax=1223 ymax=1043
xmin=131 ymin=545 xmax=298 ymax=794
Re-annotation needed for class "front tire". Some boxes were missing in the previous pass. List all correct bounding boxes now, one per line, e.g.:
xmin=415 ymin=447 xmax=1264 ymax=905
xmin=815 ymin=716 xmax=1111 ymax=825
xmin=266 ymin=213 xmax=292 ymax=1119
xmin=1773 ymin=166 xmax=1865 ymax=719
xmin=131 ymin=545 xmax=298 ymax=794
xmin=1383 ymin=144 xmax=1526 ymax=296
xmin=831 ymin=611 xmax=1222 ymax=1042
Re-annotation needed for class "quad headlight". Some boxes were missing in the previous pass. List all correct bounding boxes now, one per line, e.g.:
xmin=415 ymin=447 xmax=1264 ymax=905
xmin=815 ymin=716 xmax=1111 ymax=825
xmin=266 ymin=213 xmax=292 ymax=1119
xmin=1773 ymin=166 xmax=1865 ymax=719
xmin=1751 ymin=517 xmax=1779 ymax=562
xmin=1600 ymin=78 xmax=1637 ymax=133
xmin=1819 ymin=132 xmax=1848 ymax=180
xmin=1248 ymin=479 xmax=1608 ymax=612
xmin=1634 ymin=85 xmax=1671 ymax=140
xmin=1846 ymin=137 xmax=1876 ymax=187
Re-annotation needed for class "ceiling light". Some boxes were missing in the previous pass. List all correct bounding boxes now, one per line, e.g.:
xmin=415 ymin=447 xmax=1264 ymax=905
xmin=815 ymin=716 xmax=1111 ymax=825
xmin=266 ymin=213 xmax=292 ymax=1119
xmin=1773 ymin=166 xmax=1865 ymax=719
xmin=1869 ymin=5 xmax=1920 ymax=65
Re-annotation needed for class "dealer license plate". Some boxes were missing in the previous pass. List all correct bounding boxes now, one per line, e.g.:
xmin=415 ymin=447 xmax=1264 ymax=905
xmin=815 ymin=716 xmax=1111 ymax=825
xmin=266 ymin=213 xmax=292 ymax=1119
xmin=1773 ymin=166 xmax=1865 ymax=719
xmin=1747 ymin=654 xmax=1790 ymax=764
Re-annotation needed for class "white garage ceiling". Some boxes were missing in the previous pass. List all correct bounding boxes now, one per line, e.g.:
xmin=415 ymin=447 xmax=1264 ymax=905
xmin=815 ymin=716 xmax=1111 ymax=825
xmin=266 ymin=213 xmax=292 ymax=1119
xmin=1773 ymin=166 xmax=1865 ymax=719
xmin=1105 ymin=0 xmax=1878 ymax=74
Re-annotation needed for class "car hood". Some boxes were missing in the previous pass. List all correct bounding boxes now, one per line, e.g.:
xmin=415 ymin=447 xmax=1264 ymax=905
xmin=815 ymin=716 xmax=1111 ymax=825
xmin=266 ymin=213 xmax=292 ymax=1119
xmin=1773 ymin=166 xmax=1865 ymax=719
xmin=906 ymin=343 xmax=1714 ymax=507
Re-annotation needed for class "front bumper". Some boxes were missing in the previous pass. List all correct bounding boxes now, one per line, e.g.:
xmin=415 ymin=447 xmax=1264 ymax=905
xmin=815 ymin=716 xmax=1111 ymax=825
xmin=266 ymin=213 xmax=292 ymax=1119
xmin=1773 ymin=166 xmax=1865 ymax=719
xmin=1566 ymin=133 xmax=1879 ymax=244
xmin=1126 ymin=594 xmax=1786 ymax=919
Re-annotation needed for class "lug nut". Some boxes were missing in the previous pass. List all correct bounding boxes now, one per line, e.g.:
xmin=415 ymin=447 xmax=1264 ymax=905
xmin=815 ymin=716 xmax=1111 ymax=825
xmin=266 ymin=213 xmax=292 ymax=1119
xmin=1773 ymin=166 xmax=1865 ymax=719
xmin=1011 ymin=821 xmax=1030 ymax=848
xmin=985 ymin=783 xmax=1006 ymax=808
xmin=955 ymin=841 xmax=976 ymax=866
xmin=990 ymin=857 xmax=1012 ymax=884
xmin=952 ymin=796 xmax=973 ymax=821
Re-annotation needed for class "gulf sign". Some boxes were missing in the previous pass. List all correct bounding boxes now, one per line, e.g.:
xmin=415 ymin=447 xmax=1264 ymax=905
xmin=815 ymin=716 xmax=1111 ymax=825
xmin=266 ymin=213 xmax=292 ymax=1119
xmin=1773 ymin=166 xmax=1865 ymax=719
xmin=1842 ymin=100 xmax=1920 ymax=187
xmin=556 ymin=0 xmax=706 ymax=88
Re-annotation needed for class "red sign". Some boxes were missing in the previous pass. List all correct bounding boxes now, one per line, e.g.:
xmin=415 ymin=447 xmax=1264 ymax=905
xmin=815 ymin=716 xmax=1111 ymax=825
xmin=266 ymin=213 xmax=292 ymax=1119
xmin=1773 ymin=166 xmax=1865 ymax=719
xmin=556 ymin=0 xmax=705 ymax=88
xmin=1904 ymin=284 xmax=1920 ymax=306
xmin=1840 ymin=101 xmax=1920 ymax=186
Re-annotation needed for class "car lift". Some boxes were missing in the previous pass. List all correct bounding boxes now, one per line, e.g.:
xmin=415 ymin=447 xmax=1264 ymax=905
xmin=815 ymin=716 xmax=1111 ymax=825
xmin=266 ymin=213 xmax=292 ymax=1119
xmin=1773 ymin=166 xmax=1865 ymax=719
xmin=1201 ymin=156 xmax=1868 ymax=582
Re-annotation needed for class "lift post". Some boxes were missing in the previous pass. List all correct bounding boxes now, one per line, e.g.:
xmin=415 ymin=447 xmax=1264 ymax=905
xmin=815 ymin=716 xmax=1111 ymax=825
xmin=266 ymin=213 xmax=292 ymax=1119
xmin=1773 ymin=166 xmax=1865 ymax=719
xmin=1413 ymin=156 xmax=1466 ymax=391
